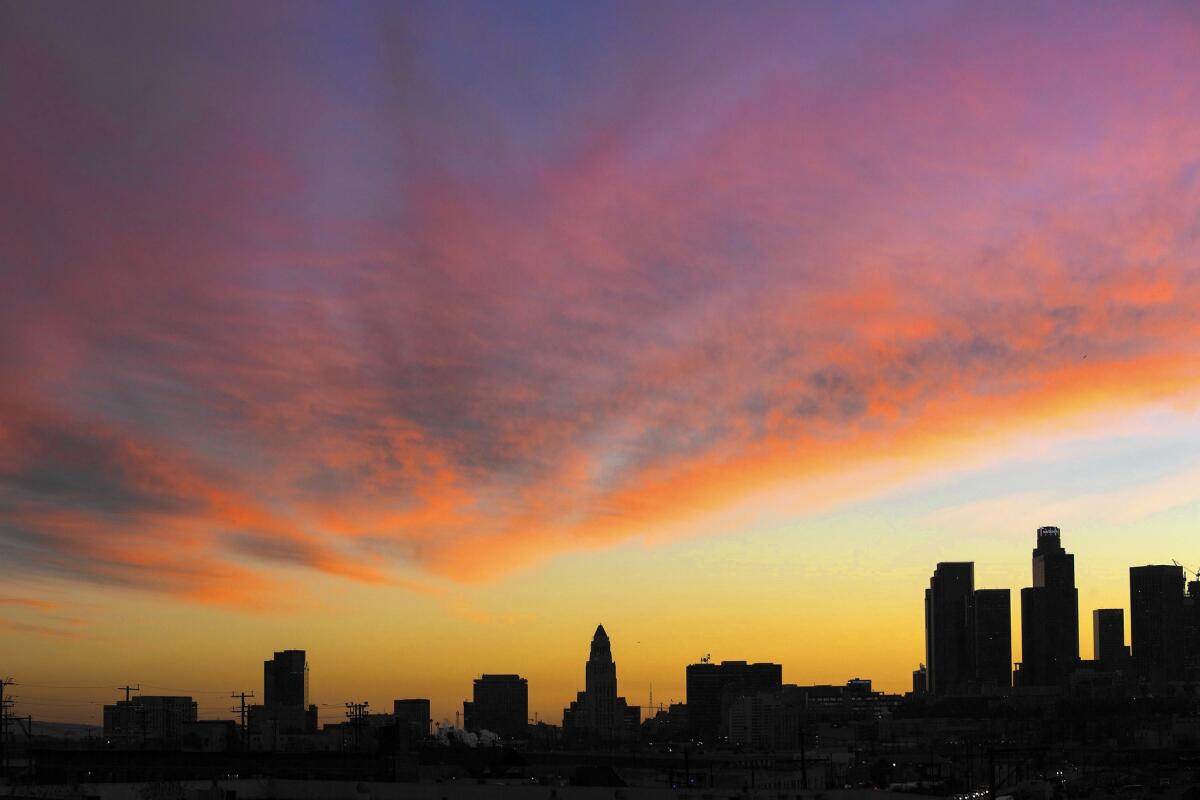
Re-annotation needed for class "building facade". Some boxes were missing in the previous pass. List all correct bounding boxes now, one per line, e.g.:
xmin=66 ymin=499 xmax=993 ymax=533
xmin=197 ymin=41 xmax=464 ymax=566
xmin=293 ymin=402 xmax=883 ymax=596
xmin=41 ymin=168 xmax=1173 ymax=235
xmin=686 ymin=660 xmax=782 ymax=742
xmin=463 ymin=674 xmax=528 ymax=738
xmin=394 ymin=699 xmax=431 ymax=741
xmin=973 ymin=588 xmax=1012 ymax=690
xmin=1092 ymin=608 xmax=1128 ymax=669
xmin=103 ymin=696 xmax=198 ymax=743
xmin=264 ymin=649 xmax=309 ymax=708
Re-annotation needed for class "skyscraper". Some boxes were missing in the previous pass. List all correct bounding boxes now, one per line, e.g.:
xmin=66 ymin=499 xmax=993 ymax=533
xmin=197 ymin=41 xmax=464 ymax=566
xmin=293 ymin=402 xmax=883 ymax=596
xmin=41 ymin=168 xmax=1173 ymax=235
xmin=562 ymin=624 xmax=640 ymax=744
xmin=973 ymin=588 xmax=1012 ymax=690
xmin=925 ymin=562 xmax=975 ymax=695
xmin=1092 ymin=608 xmax=1127 ymax=668
xmin=1129 ymin=565 xmax=1186 ymax=685
xmin=264 ymin=650 xmax=308 ymax=708
xmin=463 ymin=674 xmax=528 ymax=738
xmin=1018 ymin=527 xmax=1079 ymax=687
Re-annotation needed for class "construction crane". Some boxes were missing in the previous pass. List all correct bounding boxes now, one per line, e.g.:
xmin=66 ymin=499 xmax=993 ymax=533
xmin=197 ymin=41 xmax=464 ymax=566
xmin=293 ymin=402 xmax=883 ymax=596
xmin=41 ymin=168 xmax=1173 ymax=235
xmin=1172 ymin=559 xmax=1200 ymax=582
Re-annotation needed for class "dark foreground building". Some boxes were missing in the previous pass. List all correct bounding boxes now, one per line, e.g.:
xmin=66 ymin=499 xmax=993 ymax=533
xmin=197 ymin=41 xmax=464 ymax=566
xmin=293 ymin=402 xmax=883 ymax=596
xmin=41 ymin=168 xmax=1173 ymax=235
xmin=1092 ymin=608 xmax=1127 ymax=669
xmin=973 ymin=588 xmax=1012 ymax=690
xmin=685 ymin=660 xmax=782 ymax=741
xmin=925 ymin=561 xmax=975 ymax=694
xmin=103 ymin=696 xmax=198 ymax=744
xmin=1130 ymin=564 xmax=1187 ymax=685
xmin=464 ymin=674 xmax=528 ymax=738
xmin=264 ymin=650 xmax=309 ymax=708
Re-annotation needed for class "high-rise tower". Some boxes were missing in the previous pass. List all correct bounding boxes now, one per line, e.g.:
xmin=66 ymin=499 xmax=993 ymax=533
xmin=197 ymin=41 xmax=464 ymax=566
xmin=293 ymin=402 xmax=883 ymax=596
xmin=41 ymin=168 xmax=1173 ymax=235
xmin=1129 ymin=565 xmax=1187 ymax=685
xmin=925 ymin=562 xmax=975 ymax=694
xmin=1018 ymin=527 xmax=1079 ymax=687
xmin=264 ymin=650 xmax=309 ymax=708
xmin=1092 ymin=608 xmax=1127 ymax=668
xmin=586 ymin=624 xmax=617 ymax=698
xmin=563 ymin=625 xmax=640 ymax=744
xmin=973 ymin=588 xmax=1012 ymax=690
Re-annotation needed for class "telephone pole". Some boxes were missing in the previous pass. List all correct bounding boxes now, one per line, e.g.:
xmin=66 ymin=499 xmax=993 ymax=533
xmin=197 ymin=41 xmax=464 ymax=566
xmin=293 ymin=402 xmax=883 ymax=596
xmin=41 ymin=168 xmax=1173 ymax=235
xmin=345 ymin=701 xmax=369 ymax=749
xmin=231 ymin=691 xmax=255 ymax=747
xmin=118 ymin=684 xmax=140 ymax=702
xmin=1 ymin=677 xmax=16 ymax=776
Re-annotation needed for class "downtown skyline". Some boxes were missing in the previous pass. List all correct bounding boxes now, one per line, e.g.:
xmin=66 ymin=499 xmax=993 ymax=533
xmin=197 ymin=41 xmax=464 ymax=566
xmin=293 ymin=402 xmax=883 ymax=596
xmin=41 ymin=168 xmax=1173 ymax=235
xmin=3 ymin=2 xmax=1200 ymax=731
xmin=3 ymin=525 xmax=1193 ymax=728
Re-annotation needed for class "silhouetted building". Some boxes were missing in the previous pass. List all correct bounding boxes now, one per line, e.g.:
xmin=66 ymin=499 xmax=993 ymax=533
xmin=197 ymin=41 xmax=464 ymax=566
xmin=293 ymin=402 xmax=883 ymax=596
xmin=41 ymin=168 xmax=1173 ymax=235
xmin=264 ymin=650 xmax=309 ymax=708
xmin=925 ymin=562 xmax=975 ymax=694
xmin=103 ymin=696 xmax=197 ymax=743
xmin=464 ymin=674 xmax=528 ymax=739
xmin=562 ymin=624 xmax=640 ymax=744
xmin=1092 ymin=608 xmax=1128 ymax=669
xmin=973 ymin=588 xmax=1012 ymax=690
xmin=1018 ymin=527 xmax=1079 ymax=687
xmin=1130 ymin=565 xmax=1187 ymax=685
xmin=1188 ymin=580 xmax=1200 ymax=680
xmin=247 ymin=703 xmax=319 ymax=750
xmin=180 ymin=720 xmax=238 ymax=752
xmin=393 ymin=699 xmax=431 ymax=740
xmin=686 ymin=660 xmax=782 ymax=741
xmin=911 ymin=663 xmax=927 ymax=696
xmin=727 ymin=687 xmax=807 ymax=751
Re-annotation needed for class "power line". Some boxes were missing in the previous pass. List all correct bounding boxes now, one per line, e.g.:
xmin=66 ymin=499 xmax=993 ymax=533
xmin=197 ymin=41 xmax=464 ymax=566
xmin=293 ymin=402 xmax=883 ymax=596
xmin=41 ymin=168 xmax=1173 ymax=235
xmin=231 ymin=691 xmax=255 ymax=747
xmin=1 ymin=677 xmax=15 ymax=776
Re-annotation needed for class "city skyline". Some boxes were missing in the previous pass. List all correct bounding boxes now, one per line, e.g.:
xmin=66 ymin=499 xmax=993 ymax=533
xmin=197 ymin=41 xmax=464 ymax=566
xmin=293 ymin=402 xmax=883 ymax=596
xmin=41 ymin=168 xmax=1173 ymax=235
xmin=4 ymin=0 xmax=1200 ymax=739
xmin=5 ymin=526 xmax=1195 ymax=729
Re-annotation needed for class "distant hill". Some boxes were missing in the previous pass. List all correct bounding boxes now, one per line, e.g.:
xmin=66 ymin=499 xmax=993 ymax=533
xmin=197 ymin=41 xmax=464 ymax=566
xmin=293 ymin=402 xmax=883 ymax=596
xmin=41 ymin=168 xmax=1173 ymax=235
xmin=31 ymin=721 xmax=102 ymax=740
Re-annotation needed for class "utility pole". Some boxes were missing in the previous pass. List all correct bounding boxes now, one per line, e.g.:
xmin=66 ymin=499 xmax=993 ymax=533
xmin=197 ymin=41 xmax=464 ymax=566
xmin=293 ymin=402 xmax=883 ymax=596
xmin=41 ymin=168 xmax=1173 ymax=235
xmin=231 ymin=691 xmax=255 ymax=748
xmin=1 ymin=677 xmax=16 ymax=776
xmin=16 ymin=714 xmax=33 ymax=783
xmin=118 ymin=684 xmax=140 ymax=702
xmin=345 ymin=702 xmax=369 ymax=749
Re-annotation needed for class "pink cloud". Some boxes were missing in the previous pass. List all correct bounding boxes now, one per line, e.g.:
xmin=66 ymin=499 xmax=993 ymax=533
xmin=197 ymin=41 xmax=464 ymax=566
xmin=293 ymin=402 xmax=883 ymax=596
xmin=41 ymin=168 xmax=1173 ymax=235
xmin=1 ymin=3 xmax=1199 ymax=603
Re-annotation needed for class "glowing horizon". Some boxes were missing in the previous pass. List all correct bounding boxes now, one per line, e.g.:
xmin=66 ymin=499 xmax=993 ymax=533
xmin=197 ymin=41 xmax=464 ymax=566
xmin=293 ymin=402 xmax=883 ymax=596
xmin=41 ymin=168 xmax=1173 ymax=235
xmin=2 ymin=2 xmax=1199 ymax=726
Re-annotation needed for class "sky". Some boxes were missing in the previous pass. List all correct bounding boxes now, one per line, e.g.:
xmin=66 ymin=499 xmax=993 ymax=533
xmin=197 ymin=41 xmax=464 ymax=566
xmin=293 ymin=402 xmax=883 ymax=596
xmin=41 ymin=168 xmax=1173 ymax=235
xmin=1 ymin=1 xmax=1200 ymax=727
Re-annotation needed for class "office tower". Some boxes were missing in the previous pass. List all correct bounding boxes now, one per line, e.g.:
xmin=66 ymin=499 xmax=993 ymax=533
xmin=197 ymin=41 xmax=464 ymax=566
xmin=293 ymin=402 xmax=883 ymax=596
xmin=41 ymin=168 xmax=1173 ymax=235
xmin=973 ymin=588 xmax=1012 ymax=690
xmin=1130 ymin=565 xmax=1186 ymax=684
xmin=685 ymin=660 xmax=782 ymax=741
xmin=103 ymin=696 xmax=198 ymax=742
xmin=393 ymin=699 xmax=431 ymax=739
xmin=925 ymin=562 xmax=975 ymax=694
xmin=264 ymin=650 xmax=308 ymax=708
xmin=1018 ymin=527 xmax=1079 ymax=687
xmin=912 ymin=664 xmax=927 ymax=696
xmin=463 ymin=674 xmax=528 ymax=738
xmin=1092 ymin=608 xmax=1127 ymax=668
xmin=562 ymin=625 xmax=640 ymax=744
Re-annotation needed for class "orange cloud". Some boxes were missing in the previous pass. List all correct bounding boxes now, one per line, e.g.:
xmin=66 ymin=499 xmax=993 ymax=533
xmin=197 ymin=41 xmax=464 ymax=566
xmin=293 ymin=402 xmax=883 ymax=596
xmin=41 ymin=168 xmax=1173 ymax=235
xmin=1 ymin=2 xmax=1199 ymax=608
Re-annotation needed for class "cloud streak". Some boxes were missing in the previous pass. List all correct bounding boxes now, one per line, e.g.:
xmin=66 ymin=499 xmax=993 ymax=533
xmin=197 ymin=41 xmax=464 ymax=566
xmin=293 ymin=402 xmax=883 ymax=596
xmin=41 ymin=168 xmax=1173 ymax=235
xmin=2 ymin=2 xmax=1199 ymax=604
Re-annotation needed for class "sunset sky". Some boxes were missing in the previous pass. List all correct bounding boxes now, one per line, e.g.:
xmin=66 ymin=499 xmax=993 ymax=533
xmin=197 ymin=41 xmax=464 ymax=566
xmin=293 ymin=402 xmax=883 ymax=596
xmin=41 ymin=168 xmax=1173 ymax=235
xmin=2 ymin=1 xmax=1200 ymax=727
